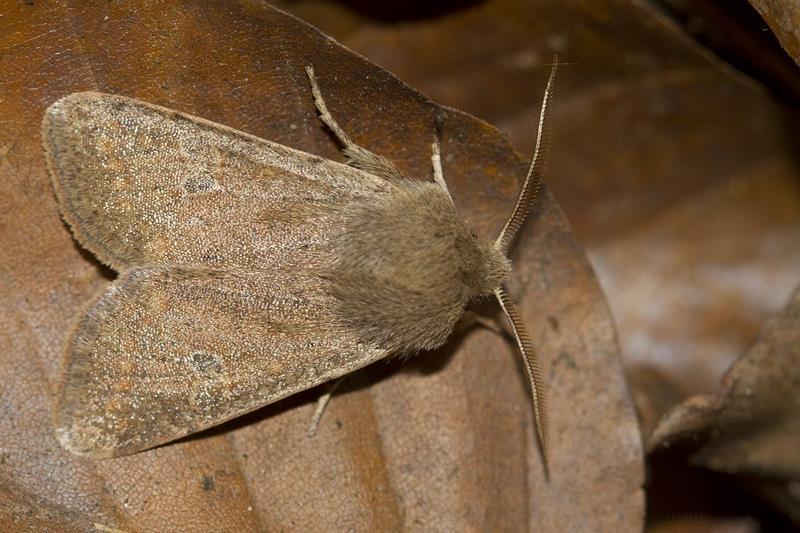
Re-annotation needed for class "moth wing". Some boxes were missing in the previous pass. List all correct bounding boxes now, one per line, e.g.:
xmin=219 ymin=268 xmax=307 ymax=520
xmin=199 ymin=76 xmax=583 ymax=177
xmin=42 ymin=92 xmax=391 ymax=270
xmin=55 ymin=266 xmax=385 ymax=458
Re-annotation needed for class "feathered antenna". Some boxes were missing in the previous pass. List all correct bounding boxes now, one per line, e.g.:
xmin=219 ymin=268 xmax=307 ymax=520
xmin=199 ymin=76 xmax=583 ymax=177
xmin=494 ymin=57 xmax=558 ymax=478
xmin=494 ymin=57 xmax=557 ymax=253
xmin=496 ymin=288 xmax=549 ymax=479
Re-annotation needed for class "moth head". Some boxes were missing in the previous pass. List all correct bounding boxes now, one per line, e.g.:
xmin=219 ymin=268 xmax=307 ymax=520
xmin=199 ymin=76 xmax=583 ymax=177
xmin=458 ymin=228 xmax=511 ymax=298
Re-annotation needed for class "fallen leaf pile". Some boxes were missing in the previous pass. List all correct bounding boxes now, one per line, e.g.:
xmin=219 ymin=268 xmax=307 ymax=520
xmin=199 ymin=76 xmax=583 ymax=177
xmin=0 ymin=1 xmax=797 ymax=531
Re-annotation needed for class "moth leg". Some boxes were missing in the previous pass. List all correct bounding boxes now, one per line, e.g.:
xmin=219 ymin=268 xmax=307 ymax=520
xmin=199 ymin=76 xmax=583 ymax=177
xmin=305 ymin=65 xmax=406 ymax=183
xmin=307 ymin=375 xmax=348 ymax=437
xmin=431 ymin=130 xmax=453 ymax=202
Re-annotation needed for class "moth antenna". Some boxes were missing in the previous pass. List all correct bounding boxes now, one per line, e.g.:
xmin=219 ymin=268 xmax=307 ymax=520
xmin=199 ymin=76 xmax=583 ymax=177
xmin=494 ymin=56 xmax=558 ymax=253
xmin=495 ymin=288 xmax=550 ymax=479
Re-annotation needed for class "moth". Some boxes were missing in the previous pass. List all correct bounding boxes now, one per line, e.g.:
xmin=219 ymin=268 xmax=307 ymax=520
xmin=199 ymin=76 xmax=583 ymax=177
xmin=43 ymin=62 xmax=557 ymax=472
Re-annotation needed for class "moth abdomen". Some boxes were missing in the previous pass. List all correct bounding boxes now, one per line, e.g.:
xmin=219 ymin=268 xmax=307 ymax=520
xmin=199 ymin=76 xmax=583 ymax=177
xmin=327 ymin=179 xmax=510 ymax=354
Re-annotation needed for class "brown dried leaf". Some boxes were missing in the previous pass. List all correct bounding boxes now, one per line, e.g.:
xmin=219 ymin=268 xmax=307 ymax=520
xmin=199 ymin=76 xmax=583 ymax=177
xmin=647 ymin=517 xmax=761 ymax=533
xmin=649 ymin=285 xmax=800 ymax=519
xmin=0 ymin=484 xmax=90 ymax=533
xmin=0 ymin=1 xmax=642 ymax=531
xmin=596 ymin=166 xmax=800 ymax=434
xmin=749 ymin=0 xmax=800 ymax=66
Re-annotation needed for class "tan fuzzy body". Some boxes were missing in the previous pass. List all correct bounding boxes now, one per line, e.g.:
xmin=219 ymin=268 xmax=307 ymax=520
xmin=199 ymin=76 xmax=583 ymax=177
xmin=331 ymin=179 xmax=510 ymax=355
xmin=43 ymin=92 xmax=507 ymax=457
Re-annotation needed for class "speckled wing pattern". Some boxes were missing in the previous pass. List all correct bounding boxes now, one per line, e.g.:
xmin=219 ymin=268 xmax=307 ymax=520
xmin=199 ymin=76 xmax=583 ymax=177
xmin=43 ymin=93 xmax=389 ymax=457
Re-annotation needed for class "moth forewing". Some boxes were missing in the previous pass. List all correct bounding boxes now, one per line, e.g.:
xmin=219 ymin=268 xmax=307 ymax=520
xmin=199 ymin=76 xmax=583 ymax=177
xmin=52 ymin=266 xmax=390 ymax=457
xmin=43 ymin=93 xmax=397 ymax=456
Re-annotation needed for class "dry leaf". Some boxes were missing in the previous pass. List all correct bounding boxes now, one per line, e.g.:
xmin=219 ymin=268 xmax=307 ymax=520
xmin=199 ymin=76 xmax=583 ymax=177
xmin=0 ymin=1 xmax=642 ymax=531
xmin=748 ymin=0 xmax=800 ymax=66
xmin=649 ymin=285 xmax=800 ymax=521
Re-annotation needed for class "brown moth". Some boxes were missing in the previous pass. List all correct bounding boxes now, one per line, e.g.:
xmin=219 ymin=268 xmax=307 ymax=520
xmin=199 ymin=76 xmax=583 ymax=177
xmin=43 ymin=63 xmax=557 ymax=471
